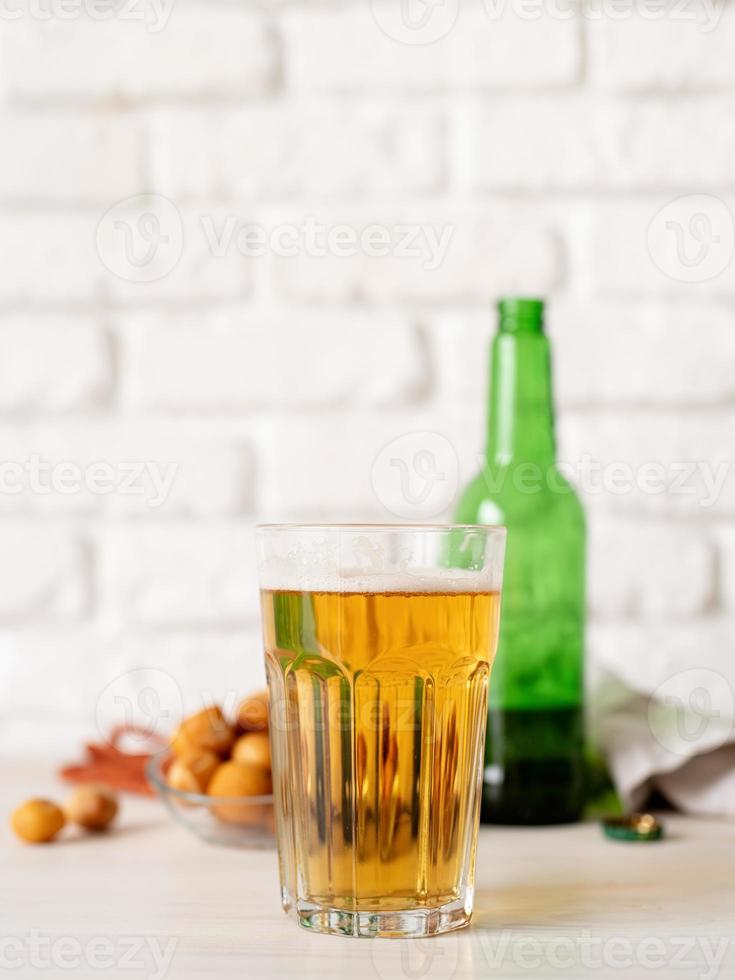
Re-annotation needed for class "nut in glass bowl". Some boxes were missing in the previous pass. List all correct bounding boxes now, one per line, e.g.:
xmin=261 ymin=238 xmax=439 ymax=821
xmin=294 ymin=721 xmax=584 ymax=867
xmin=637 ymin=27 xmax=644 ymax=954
xmin=147 ymin=749 xmax=275 ymax=849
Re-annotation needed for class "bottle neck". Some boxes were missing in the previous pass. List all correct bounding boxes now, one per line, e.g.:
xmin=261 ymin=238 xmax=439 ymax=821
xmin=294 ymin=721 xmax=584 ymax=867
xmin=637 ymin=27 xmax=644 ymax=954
xmin=485 ymin=329 xmax=556 ymax=468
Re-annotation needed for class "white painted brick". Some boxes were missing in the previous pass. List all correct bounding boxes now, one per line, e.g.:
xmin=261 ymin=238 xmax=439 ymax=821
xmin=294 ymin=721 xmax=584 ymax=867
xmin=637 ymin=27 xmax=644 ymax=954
xmin=3 ymin=205 xmax=247 ymax=312
xmin=611 ymin=97 xmax=735 ymax=187
xmin=0 ymin=629 xmax=261 ymax=719
xmin=122 ymin=310 xmax=428 ymax=410
xmin=0 ymin=422 xmax=253 ymax=517
xmin=0 ymin=212 xmax=100 ymax=304
xmin=0 ymin=632 xmax=91 ymax=715
xmin=109 ymin=525 xmax=260 ymax=626
xmin=422 ymin=311 xmax=489 ymax=409
xmin=104 ymin=631 xmax=266 ymax=720
xmin=282 ymin=7 xmax=442 ymax=92
xmin=450 ymin=2 xmax=580 ymax=87
xmin=587 ymin=3 xmax=735 ymax=91
xmin=283 ymin=1 xmax=579 ymax=92
xmin=0 ymin=627 xmax=265 ymax=752
xmin=459 ymin=97 xmax=615 ymax=192
xmin=101 ymin=203 xmax=252 ymax=306
xmin=148 ymin=103 xmax=446 ymax=200
xmin=549 ymin=302 xmax=735 ymax=406
xmin=145 ymin=109 xmax=222 ymax=199
xmin=461 ymin=96 xmax=735 ymax=190
xmin=0 ymin=318 xmax=111 ymax=410
xmin=0 ymin=527 xmax=88 ymax=621
xmin=221 ymin=102 xmax=445 ymax=200
xmin=254 ymin=410 xmax=471 ymax=522
xmin=588 ymin=516 xmax=714 ymax=619
xmin=0 ymin=112 xmax=143 ymax=203
xmin=716 ymin=527 xmax=735 ymax=613
xmin=559 ymin=410 xmax=735 ymax=517
xmin=590 ymin=198 xmax=735 ymax=297
xmin=272 ymin=205 xmax=560 ymax=304
xmin=0 ymin=3 xmax=276 ymax=100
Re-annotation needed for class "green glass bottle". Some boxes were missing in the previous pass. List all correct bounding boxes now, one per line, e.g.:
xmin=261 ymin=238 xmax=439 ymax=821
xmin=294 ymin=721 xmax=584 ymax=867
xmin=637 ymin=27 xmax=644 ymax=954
xmin=454 ymin=298 xmax=586 ymax=825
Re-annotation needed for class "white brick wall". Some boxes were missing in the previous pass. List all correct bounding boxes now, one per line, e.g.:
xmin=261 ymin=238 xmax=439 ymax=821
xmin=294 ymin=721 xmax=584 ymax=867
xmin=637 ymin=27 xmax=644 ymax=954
xmin=148 ymin=103 xmax=447 ymax=200
xmin=121 ymin=311 xmax=428 ymax=409
xmin=586 ymin=3 xmax=735 ymax=90
xmin=0 ymin=4 xmax=277 ymax=100
xmin=460 ymin=96 xmax=735 ymax=190
xmin=271 ymin=205 xmax=561 ymax=302
xmin=283 ymin=2 xmax=580 ymax=91
xmin=0 ymin=318 xmax=112 ymax=409
xmin=107 ymin=525 xmax=260 ymax=627
xmin=0 ymin=112 xmax=144 ymax=202
xmin=0 ymin=528 xmax=89 ymax=621
xmin=0 ymin=0 xmax=733 ymax=756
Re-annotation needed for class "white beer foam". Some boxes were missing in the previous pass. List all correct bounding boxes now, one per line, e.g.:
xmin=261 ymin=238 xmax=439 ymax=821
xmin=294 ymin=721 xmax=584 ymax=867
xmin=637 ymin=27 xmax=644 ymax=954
xmin=258 ymin=561 xmax=499 ymax=594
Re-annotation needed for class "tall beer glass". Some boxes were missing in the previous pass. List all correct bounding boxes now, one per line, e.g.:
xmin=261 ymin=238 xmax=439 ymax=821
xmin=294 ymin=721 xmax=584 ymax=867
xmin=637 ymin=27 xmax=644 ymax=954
xmin=256 ymin=525 xmax=506 ymax=938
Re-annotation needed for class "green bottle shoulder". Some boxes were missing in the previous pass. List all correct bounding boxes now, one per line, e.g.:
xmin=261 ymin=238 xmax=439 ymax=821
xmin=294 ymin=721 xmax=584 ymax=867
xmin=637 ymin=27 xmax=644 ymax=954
xmin=455 ymin=464 xmax=586 ymax=530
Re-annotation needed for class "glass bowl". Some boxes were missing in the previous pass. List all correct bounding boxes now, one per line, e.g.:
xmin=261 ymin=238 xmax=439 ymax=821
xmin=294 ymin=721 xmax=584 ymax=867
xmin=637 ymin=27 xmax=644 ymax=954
xmin=146 ymin=750 xmax=275 ymax=849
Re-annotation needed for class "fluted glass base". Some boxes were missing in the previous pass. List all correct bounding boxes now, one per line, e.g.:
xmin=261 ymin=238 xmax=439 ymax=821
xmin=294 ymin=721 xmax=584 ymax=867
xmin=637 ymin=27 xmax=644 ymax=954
xmin=290 ymin=894 xmax=472 ymax=938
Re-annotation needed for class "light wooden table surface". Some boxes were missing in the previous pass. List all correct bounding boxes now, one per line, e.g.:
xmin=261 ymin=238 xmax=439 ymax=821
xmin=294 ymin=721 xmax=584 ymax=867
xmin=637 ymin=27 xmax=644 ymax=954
xmin=2 ymin=762 xmax=734 ymax=980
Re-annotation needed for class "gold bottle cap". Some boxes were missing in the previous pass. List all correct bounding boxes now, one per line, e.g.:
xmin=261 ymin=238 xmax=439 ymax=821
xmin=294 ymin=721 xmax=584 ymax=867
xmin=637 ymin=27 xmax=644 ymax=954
xmin=602 ymin=813 xmax=664 ymax=842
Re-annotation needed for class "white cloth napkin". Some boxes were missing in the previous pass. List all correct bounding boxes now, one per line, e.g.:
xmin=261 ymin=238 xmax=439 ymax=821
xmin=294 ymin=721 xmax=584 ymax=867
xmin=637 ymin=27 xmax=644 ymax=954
xmin=589 ymin=629 xmax=735 ymax=816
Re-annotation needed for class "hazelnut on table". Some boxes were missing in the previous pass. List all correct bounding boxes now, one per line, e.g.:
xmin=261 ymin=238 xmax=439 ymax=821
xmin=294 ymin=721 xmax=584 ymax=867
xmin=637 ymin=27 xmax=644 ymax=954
xmin=12 ymin=799 xmax=66 ymax=844
xmin=66 ymin=786 xmax=119 ymax=832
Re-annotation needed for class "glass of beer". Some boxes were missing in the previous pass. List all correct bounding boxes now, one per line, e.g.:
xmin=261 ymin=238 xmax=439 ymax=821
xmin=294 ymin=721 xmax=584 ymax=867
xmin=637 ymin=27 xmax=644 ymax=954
xmin=256 ymin=524 xmax=505 ymax=938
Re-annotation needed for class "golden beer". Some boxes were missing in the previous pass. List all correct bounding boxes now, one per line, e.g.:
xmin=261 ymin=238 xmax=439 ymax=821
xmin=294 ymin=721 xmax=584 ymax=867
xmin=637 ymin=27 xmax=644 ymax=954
xmin=261 ymin=587 xmax=501 ymax=928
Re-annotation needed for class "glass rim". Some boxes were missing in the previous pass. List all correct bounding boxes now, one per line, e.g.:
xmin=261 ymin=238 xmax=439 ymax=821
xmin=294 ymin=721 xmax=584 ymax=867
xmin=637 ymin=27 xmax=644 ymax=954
xmin=255 ymin=523 xmax=506 ymax=534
